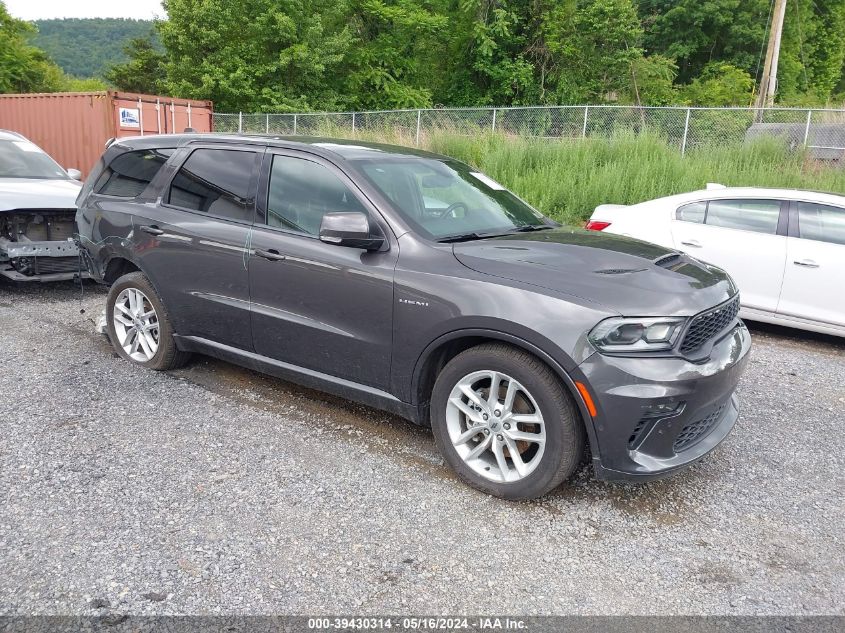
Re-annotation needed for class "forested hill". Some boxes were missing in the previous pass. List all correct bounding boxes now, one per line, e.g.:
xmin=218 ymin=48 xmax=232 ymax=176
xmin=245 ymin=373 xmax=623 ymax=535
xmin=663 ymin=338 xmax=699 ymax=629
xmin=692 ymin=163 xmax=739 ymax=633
xmin=32 ymin=18 xmax=158 ymax=78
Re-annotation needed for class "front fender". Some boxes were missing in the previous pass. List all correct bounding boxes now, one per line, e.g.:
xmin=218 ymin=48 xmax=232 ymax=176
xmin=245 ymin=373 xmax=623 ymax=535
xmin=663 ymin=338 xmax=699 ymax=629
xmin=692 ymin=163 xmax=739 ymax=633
xmin=407 ymin=326 xmax=600 ymax=451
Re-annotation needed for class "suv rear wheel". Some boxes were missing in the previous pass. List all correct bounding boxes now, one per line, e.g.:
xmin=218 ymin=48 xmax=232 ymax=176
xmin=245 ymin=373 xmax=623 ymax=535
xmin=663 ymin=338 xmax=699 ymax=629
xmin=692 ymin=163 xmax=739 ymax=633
xmin=430 ymin=343 xmax=584 ymax=500
xmin=106 ymin=271 xmax=190 ymax=370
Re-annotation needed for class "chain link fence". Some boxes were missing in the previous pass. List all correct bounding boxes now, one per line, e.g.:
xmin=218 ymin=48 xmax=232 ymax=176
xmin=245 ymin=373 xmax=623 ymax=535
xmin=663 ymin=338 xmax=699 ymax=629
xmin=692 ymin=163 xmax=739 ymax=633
xmin=214 ymin=106 xmax=845 ymax=159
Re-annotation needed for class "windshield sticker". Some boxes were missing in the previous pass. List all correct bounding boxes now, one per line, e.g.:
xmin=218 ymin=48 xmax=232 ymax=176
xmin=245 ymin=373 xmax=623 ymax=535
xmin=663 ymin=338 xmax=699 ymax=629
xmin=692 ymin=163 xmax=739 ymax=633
xmin=13 ymin=141 xmax=42 ymax=153
xmin=470 ymin=172 xmax=506 ymax=190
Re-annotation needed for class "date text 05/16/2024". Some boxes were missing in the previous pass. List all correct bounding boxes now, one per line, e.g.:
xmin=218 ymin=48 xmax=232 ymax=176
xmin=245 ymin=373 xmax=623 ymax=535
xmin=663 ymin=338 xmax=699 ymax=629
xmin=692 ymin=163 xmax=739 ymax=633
xmin=307 ymin=617 xmax=527 ymax=630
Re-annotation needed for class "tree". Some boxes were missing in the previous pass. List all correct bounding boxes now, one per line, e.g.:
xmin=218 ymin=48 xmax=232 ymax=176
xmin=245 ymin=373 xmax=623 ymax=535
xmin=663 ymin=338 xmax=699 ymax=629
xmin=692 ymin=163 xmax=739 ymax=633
xmin=636 ymin=0 xmax=845 ymax=105
xmin=545 ymin=0 xmax=650 ymax=104
xmin=443 ymin=0 xmax=542 ymax=106
xmin=776 ymin=0 xmax=845 ymax=104
xmin=159 ymin=0 xmax=354 ymax=112
xmin=11 ymin=0 xmax=843 ymax=108
xmin=805 ymin=0 xmax=845 ymax=101
xmin=0 ymin=1 xmax=65 ymax=92
xmin=441 ymin=0 xmax=657 ymax=106
xmin=637 ymin=0 xmax=770 ymax=84
xmin=836 ymin=66 xmax=845 ymax=103
xmin=61 ymin=76 xmax=109 ymax=91
xmin=628 ymin=55 xmax=678 ymax=105
xmin=678 ymin=63 xmax=755 ymax=106
xmin=340 ymin=0 xmax=448 ymax=109
xmin=105 ymin=36 xmax=167 ymax=94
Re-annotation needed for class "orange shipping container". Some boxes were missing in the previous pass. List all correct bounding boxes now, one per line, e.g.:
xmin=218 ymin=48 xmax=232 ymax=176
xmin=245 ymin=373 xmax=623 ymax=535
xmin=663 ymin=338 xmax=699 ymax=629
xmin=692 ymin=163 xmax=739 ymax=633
xmin=0 ymin=91 xmax=213 ymax=178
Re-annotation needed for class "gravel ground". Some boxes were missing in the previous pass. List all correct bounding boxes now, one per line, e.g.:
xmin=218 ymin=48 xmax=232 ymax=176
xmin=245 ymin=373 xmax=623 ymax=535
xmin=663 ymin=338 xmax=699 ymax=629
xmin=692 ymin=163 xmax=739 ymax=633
xmin=0 ymin=280 xmax=843 ymax=616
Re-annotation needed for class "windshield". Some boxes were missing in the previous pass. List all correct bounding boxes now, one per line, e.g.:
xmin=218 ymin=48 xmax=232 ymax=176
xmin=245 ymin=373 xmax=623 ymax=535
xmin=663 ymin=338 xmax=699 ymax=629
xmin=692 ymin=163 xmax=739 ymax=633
xmin=353 ymin=157 xmax=551 ymax=240
xmin=0 ymin=139 xmax=69 ymax=180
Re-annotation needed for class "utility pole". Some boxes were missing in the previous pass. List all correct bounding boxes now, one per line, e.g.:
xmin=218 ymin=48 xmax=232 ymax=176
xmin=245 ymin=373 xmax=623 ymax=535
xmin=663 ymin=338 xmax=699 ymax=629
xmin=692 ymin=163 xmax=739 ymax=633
xmin=755 ymin=0 xmax=788 ymax=112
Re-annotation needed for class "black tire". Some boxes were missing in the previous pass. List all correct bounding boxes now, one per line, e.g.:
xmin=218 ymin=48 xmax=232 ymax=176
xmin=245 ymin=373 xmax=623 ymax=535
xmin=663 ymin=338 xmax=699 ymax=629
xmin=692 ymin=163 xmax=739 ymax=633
xmin=105 ymin=271 xmax=190 ymax=371
xmin=430 ymin=343 xmax=585 ymax=500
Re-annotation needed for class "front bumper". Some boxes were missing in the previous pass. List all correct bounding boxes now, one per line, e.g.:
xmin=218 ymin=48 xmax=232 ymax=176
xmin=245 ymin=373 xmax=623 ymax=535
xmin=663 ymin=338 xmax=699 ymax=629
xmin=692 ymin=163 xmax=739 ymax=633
xmin=0 ymin=238 xmax=86 ymax=282
xmin=579 ymin=322 xmax=751 ymax=481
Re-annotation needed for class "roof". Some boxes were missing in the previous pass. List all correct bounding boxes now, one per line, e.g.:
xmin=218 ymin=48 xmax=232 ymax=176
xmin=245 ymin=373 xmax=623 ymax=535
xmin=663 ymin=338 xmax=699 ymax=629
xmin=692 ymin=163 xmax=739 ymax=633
xmin=647 ymin=186 xmax=845 ymax=207
xmin=0 ymin=129 xmax=27 ymax=141
xmin=114 ymin=133 xmax=451 ymax=162
xmin=0 ymin=91 xmax=212 ymax=106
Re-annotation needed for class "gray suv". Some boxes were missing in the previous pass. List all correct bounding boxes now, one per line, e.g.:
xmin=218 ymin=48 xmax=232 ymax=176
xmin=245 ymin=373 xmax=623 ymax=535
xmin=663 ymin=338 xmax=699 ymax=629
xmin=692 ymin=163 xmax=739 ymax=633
xmin=76 ymin=135 xmax=751 ymax=499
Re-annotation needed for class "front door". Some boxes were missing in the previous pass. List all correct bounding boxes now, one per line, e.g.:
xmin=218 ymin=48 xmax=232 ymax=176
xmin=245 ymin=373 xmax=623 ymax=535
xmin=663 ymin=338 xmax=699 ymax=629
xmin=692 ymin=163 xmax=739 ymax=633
xmin=777 ymin=201 xmax=845 ymax=328
xmin=671 ymin=198 xmax=788 ymax=313
xmin=248 ymin=151 xmax=397 ymax=389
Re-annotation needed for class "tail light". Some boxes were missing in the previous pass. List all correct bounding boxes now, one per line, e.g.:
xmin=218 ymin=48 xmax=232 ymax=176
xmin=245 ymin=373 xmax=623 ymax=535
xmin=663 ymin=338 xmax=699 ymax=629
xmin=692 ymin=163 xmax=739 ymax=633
xmin=584 ymin=220 xmax=611 ymax=231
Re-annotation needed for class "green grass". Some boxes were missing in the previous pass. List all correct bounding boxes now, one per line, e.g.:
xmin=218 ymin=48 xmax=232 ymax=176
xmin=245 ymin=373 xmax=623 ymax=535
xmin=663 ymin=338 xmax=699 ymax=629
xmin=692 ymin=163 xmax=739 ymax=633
xmin=421 ymin=133 xmax=845 ymax=225
xmin=345 ymin=130 xmax=845 ymax=226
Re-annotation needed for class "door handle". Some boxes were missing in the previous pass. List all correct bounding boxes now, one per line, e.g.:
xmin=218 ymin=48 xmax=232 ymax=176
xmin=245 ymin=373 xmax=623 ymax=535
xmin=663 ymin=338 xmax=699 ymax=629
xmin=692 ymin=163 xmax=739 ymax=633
xmin=254 ymin=248 xmax=286 ymax=262
xmin=680 ymin=239 xmax=702 ymax=248
xmin=793 ymin=259 xmax=820 ymax=268
xmin=139 ymin=225 xmax=164 ymax=236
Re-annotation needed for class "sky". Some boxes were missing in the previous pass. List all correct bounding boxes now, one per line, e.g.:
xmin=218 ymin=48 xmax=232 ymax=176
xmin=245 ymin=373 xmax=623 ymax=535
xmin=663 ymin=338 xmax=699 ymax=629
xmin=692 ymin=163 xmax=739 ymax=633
xmin=5 ymin=0 xmax=164 ymax=20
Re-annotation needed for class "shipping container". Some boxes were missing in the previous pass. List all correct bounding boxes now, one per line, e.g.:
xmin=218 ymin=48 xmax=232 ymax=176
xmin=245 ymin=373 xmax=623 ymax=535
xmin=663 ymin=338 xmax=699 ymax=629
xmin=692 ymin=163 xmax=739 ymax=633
xmin=0 ymin=91 xmax=213 ymax=178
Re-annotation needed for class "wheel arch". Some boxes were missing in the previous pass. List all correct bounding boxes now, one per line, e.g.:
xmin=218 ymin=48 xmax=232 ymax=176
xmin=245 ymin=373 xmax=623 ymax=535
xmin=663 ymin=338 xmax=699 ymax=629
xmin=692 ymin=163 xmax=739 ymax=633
xmin=102 ymin=256 xmax=141 ymax=284
xmin=411 ymin=329 xmax=596 ymax=446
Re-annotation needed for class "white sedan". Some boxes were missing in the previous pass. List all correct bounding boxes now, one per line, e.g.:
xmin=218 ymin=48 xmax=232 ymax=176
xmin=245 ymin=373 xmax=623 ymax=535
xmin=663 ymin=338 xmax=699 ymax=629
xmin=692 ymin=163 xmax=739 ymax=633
xmin=587 ymin=185 xmax=845 ymax=337
xmin=0 ymin=129 xmax=82 ymax=281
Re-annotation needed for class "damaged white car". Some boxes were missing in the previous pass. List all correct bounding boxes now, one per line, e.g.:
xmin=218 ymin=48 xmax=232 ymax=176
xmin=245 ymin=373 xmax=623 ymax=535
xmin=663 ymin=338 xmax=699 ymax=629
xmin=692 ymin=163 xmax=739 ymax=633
xmin=0 ymin=129 xmax=84 ymax=282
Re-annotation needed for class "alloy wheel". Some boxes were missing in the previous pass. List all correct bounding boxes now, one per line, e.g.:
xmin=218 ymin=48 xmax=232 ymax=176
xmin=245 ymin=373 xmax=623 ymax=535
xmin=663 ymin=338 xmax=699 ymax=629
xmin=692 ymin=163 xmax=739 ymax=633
xmin=112 ymin=288 xmax=160 ymax=362
xmin=445 ymin=370 xmax=546 ymax=483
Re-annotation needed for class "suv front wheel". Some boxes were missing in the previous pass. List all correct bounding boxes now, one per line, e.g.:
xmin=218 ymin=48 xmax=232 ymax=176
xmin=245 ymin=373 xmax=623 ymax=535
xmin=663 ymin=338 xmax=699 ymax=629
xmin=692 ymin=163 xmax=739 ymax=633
xmin=106 ymin=271 xmax=190 ymax=371
xmin=431 ymin=343 xmax=585 ymax=500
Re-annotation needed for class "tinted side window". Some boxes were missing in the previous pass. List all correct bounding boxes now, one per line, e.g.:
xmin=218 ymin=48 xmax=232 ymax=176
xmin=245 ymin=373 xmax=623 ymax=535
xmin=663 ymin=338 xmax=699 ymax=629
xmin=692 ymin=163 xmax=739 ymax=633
xmin=705 ymin=199 xmax=781 ymax=234
xmin=168 ymin=149 xmax=258 ymax=222
xmin=796 ymin=201 xmax=845 ymax=246
xmin=94 ymin=148 xmax=175 ymax=197
xmin=266 ymin=155 xmax=367 ymax=236
xmin=676 ymin=201 xmax=706 ymax=223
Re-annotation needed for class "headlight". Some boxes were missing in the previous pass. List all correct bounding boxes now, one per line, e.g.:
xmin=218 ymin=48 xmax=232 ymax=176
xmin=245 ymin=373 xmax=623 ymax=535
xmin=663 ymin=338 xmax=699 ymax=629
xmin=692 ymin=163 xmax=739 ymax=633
xmin=589 ymin=317 xmax=686 ymax=352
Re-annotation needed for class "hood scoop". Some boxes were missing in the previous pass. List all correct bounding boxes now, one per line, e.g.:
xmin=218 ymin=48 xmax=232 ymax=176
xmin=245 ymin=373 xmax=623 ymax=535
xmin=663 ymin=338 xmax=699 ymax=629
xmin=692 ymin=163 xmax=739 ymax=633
xmin=652 ymin=252 xmax=684 ymax=268
xmin=596 ymin=251 xmax=685 ymax=275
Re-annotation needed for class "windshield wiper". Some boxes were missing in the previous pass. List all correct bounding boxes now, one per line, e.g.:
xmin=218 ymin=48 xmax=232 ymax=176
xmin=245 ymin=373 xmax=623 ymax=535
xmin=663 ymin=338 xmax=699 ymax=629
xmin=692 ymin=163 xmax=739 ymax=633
xmin=437 ymin=225 xmax=556 ymax=243
xmin=438 ymin=230 xmax=528 ymax=243
xmin=437 ymin=232 xmax=490 ymax=243
xmin=509 ymin=225 xmax=555 ymax=232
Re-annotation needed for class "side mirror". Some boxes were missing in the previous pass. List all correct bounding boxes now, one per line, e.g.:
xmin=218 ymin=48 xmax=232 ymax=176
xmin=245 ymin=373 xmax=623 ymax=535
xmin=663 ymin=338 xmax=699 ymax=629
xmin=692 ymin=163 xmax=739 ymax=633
xmin=66 ymin=168 xmax=82 ymax=181
xmin=319 ymin=212 xmax=384 ymax=250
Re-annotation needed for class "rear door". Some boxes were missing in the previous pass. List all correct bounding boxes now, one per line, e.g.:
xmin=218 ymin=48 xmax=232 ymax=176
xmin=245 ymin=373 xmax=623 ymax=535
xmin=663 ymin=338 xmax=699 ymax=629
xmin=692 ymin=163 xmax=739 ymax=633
xmin=670 ymin=198 xmax=788 ymax=313
xmin=248 ymin=150 xmax=398 ymax=389
xmin=777 ymin=201 xmax=845 ymax=327
xmin=132 ymin=143 xmax=263 ymax=351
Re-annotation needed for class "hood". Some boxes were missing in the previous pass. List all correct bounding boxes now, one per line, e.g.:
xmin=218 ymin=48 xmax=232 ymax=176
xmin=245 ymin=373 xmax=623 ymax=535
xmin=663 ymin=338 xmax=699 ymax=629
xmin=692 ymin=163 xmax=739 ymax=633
xmin=0 ymin=178 xmax=82 ymax=212
xmin=453 ymin=228 xmax=737 ymax=317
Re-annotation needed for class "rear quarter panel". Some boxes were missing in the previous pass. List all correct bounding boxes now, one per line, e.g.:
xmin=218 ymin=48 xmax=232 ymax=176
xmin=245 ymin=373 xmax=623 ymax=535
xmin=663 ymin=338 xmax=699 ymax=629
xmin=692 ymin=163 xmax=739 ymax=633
xmin=601 ymin=200 xmax=676 ymax=248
